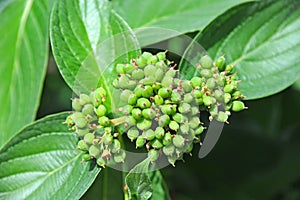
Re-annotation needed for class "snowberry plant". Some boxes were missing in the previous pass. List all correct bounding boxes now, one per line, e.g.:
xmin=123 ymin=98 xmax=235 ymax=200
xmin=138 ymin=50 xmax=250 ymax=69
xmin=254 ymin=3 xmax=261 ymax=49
xmin=0 ymin=0 xmax=299 ymax=199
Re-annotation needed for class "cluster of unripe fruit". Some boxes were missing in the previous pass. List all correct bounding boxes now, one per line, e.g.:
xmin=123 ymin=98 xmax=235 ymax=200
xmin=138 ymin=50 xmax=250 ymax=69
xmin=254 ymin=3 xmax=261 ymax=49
xmin=65 ymin=51 xmax=247 ymax=167
xmin=64 ymin=87 xmax=125 ymax=167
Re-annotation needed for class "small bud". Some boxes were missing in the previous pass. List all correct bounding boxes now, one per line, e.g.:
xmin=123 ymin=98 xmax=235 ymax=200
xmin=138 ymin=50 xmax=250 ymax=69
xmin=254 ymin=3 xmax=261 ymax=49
xmin=114 ymin=150 xmax=126 ymax=163
xmin=96 ymin=157 xmax=106 ymax=167
xmin=79 ymin=94 xmax=92 ymax=105
xmin=216 ymin=55 xmax=226 ymax=71
xmin=127 ymin=128 xmax=140 ymax=141
xmin=136 ymin=55 xmax=147 ymax=67
xmin=191 ymin=90 xmax=203 ymax=98
xmin=155 ymin=68 xmax=165 ymax=82
xmin=189 ymin=117 xmax=201 ymax=129
xmin=154 ymin=95 xmax=164 ymax=105
xmin=225 ymin=64 xmax=234 ymax=74
xmin=77 ymin=128 xmax=89 ymax=137
xmin=200 ymin=69 xmax=212 ymax=78
xmin=77 ymin=140 xmax=89 ymax=151
xmin=181 ymin=80 xmax=193 ymax=92
xmin=89 ymin=145 xmax=101 ymax=158
xmin=148 ymin=149 xmax=159 ymax=162
xmin=163 ymin=132 xmax=172 ymax=146
xmin=180 ymin=124 xmax=189 ymax=134
xmin=158 ymin=114 xmax=171 ymax=127
xmin=132 ymin=68 xmax=145 ymax=80
xmin=123 ymin=63 xmax=135 ymax=73
xmin=194 ymin=126 xmax=204 ymax=135
xmin=72 ymin=98 xmax=82 ymax=111
xmin=170 ymin=91 xmax=181 ymax=103
xmin=84 ymin=133 xmax=95 ymax=144
xmin=142 ymin=85 xmax=154 ymax=98
xmin=142 ymin=108 xmax=156 ymax=119
xmin=150 ymin=139 xmax=164 ymax=149
xmin=161 ymin=76 xmax=173 ymax=87
xmin=206 ymin=78 xmax=216 ymax=90
xmin=224 ymin=84 xmax=235 ymax=93
xmin=144 ymin=65 xmax=157 ymax=76
xmin=158 ymin=87 xmax=172 ymax=98
xmin=224 ymin=93 xmax=232 ymax=104
xmin=147 ymin=55 xmax=158 ymax=64
xmin=173 ymin=113 xmax=184 ymax=123
xmin=132 ymin=108 xmax=142 ymax=120
xmin=95 ymin=105 xmax=107 ymax=117
xmin=169 ymin=121 xmax=179 ymax=131
xmin=124 ymin=116 xmax=136 ymax=128
xmin=231 ymin=101 xmax=246 ymax=112
xmin=137 ymin=119 xmax=152 ymax=130
xmin=116 ymin=63 xmax=125 ymax=74
xmin=155 ymin=127 xmax=165 ymax=139
xmin=143 ymin=129 xmax=156 ymax=140
xmin=111 ymin=139 xmax=121 ymax=153
xmin=157 ymin=52 xmax=166 ymax=61
xmin=163 ymin=144 xmax=175 ymax=156
xmin=98 ymin=116 xmax=110 ymax=127
xmin=161 ymin=105 xmax=176 ymax=115
xmin=203 ymin=95 xmax=214 ymax=107
xmin=173 ymin=135 xmax=185 ymax=148
xmin=82 ymin=154 xmax=92 ymax=161
xmin=136 ymin=136 xmax=146 ymax=148
xmin=190 ymin=77 xmax=201 ymax=88
xmin=128 ymin=94 xmax=138 ymax=105
xmin=134 ymin=85 xmax=144 ymax=97
xmin=120 ymin=90 xmax=133 ymax=102
xmin=137 ymin=98 xmax=151 ymax=109
xmin=103 ymin=134 xmax=114 ymax=145
xmin=183 ymin=93 xmax=193 ymax=103
xmin=200 ymin=55 xmax=213 ymax=69
xmin=178 ymin=103 xmax=191 ymax=113
xmin=216 ymin=111 xmax=229 ymax=122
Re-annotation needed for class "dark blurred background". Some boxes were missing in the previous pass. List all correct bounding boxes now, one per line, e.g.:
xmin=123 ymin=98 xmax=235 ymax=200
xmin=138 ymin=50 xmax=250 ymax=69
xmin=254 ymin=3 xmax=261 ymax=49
xmin=38 ymin=40 xmax=300 ymax=200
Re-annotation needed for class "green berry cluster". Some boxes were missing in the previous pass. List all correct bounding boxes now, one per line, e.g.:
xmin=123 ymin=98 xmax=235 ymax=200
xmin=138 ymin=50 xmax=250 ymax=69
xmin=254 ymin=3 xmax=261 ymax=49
xmin=112 ymin=52 xmax=206 ymax=165
xmin=193 ymin=55 xmax=247 ymax=122
xmin=65 ymin=87 xmax=125 ymax=167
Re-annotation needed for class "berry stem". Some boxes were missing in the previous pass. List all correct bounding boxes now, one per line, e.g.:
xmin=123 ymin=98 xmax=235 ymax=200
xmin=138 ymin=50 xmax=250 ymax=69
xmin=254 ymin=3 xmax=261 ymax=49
xmin=110 ymin=117 xmax=126 ymax=126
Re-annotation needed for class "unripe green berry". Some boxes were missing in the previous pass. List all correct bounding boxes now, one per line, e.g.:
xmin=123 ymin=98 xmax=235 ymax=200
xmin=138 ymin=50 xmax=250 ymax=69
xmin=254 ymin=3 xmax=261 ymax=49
xmin=116 ymin=63 xmax=125 ymax=74
xmin=165 ymin=68 xmax=177 ymax=78
xmin=127 ymin=128 xmax=140 ymax=141
xmin=96 ymin=157 xmax=106 ymax=167
xmin=132 ymin=108 xmax=142 ymax=120
xmin=82 ymin=104 xmax=94 ymax=116
xmin=194 ymin=126 xmax=204 ymax=135
xmin=173 ymin=113 xmax=184 ymax=123
xmin=123 ymin=63 xmax=135 ymax=73
xmin=142 ymin=86 xmax=154 ymax=98
xmin=161 ymin=76 xmax=173 ymax=87
xmin=77 ymin=140 xmax=89 ymax=151
xmin=224 ymin=93 xmax=231 ymax=104
xmin=119 ymin=105 xmax=133 ymax=115
xmin=158 ymin=114 xmax=170 ymax=127
xmin=140 ymin=76 xmax=156 ymax=85
xmin=150 ymin=139 xmax=164 ymax=149
xmin=180 ymin=124 xmax=189 ymax=134
xmin=190 ymin=77 xmax=201 ymax=88
xmin=169 ymin=121 xmax=179 ymax=131
xmin=224 ymin=84 xmax=235 ymax=93
xmin=163 ymin=144 xmax=175 ymax=156
xmin=173 ymin=135 xmax=185 ymax=148
xmin=189 ymin=117 xmax=201 ymax=129
xmin=103 ymin=134 xmax=113 ymax=145
xmin=155 ymin=60 xmax=168 ymax=70
xmin=154 ymin=95 xmax=164 ymax=105
xmin=170 ymin=91 xmax=181 ymax=103
xmin=147 ymin=55 xmax=158 ymax=64
xmin=158 ymin=87 xmax=172 ymax=98
xmin=181 ymin=80 xmax=193 ymax=92
xmin=73 ymin=112 xmax=87 ymax=128
xmin=132 ymin=69 xmax=145 ymax=80
xmin=72 ymin=98 xmax=82 ymax=111
xmin=214 ymin=89 xmax=224 ymax=102
xmin=209 ymin=104 xmax=218 ymax=117
xmin=144 ymin=65 xmax=156 ymax=76
xmin=137 ymin=119 xmax=152 ymax=130
xmin=77 ymin=128 xmax=89 ymax=137
xmin=128 ymin=94 xmax=138 ymax=105
xmin=95 ymin=105 xmax=107 ymax=117
xmin=118 ymin=76 xmax=130 ymax=89
xmin=200 ymin=69 xmax=212 ymax=78
xmin=84 ymin=133 xmax=95 ymax=144
xmin=120 ymin=90 xmax=133 ymax=102
xmin=137 ymin=98 xmax=151 ymax=109
xmin=231 ymin=101 xmax=246 ymax=112
xmin=89 ymin=145 xmax=101 ymax=157
xmin=111 ymin=139 xmax=121 ymax=153
xmin=142 ymin=108 xmax=156 ymax=119
xmin=163 ymin=132 xmax=172 ymax=146
xmin=155 ymin=127 xmax=165 ymax=139
xmin=216 ymin=56 xmax=226 ymax=71
xmin=200 ymin=55 xmax=213 ymax=69
xmin=216 ymin=111 xmax=228 ymax=122
xmin=161 ymin=105 xmax=176 ymax=115
xmin=114 ymin=150 xmax=126 ymax=163
xmin=185 ymin=143 xmax=194 ymax=154
xmin=232 ymin=90 xmax=242 ymax=99
xmin=134 ymin=85 xmax=144 ymax=97
xmin=136 ymin=136 xmax=146 ymax=148
xmin=136 ymin=55 xmax=147 ymax=67
xmin=148 ymin=149 xmax=159 ymax=162
xmin=203 ymin=95 xmax=214 ymax=107
xmin=183 ymin=93 xmax=193 ymax=103
xmin=192 ymin=90 xmax=203 ymax=98
xmin=124 ymin=116 xmax=136 ymax=128
xmin=225 ymin=64 xmax=234 ymax=73
xmin=143 ymin=129 xmax=156 ymax=141
xmin=98 ymin=116 xmax=110 ymax=127
xmin=216 ymin=75 xmax=225 ymax=87
xmin=79 ymin=94 xmax=92 ymax=105
xmin=82 ymin=154 xmax=92 ymax=161
xmin=178 ymin=103 xmax=191 ymax=113
xmin=155 ymin=68 xmax=164 ymax=82
xmin=157 ymin=52 xmax=166 ymax=61
xmin=206 ymin=78 xmax=216 ymax=90
xmin=190 ymin=106 xmax=199 ymax=116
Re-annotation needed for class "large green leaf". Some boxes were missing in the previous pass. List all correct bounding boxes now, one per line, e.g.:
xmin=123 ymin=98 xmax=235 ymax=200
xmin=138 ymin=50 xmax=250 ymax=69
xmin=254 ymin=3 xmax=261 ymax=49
xmin=50 ymin=0 xmax=140 ymax=112
xmin=0 ymin=0 xmax=50 ymax=149
xmin=150 ymin=171 xmax=171 ymax=200
xmin=112 ymin=0 xmax=252 ymax=46
xmin=0 ymin=112 xmax=101 ymax=200
xmin=180 ymin=0 xmax=300 ymax=99
xmin=125 ymin=158 xmax=152 ymax=200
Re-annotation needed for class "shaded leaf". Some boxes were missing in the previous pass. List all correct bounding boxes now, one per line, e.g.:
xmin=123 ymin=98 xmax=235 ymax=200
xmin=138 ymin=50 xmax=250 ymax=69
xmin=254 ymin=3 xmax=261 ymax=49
xmin=180 ymin=0 xmax=300 ymax=99
xmin=0 ymin=0 xmax=50 ymax=149
xmin=0 ymin=112 xmax=101 ymax=200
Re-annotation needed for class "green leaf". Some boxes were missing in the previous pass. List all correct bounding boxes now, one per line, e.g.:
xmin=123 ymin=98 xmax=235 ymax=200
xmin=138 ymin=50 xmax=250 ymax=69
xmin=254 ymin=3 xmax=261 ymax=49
xmin=0 ymin=112 xmax=101 ymax=200
xmin=112 ymin=0 xmax=251 ymax=46
xmin=0 ymin=0 xmax=50 ymax=149
xmin=150 ymin=171 xmax=171 ymax=200
xmin=181 ymin=0 xmax=300 ymax=99
xmin=50 ymin=0 xmax=140 ymax=112
xmin=125 ymin=158 xmax=152 ymax=200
